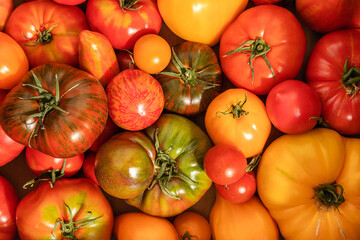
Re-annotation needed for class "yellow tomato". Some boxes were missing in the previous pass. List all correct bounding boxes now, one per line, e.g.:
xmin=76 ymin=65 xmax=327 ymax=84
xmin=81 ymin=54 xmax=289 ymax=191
xmin=257 ymin=128 xmax=360 ymax=240
xmin=157 ymin=0 xmax=248 ymax=46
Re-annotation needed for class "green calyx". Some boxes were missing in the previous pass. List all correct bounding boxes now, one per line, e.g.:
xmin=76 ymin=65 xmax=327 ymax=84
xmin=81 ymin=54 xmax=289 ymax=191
xmin=20 ymin=72 xmax=70 ymax=148
xmin=23 ymin=25 xmax=57 ymax=47
xmin=224 ymin=37 xmax=275 ymax=83
xmin=119 ymin=0 xmax=142 ymax=11
xmin=313 ymin=183 xmax=345 ymax=210
xmin=148 ymin=129 xmax=198 ymax=200
xmin=342 ymin=57 xmax=360 ymax=97
xmin=216 ymin=93 xmax=249 ymax=119
xmin=159 ymin=48 xmax=220 ymax=91
xmin=52 ymin=203 xmax=101 ymax=239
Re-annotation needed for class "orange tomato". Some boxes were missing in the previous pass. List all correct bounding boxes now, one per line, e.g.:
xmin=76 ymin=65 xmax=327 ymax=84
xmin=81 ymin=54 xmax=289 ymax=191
xmin=0 ymin=32 xmax=29 ymax=90
xmin=173 ymin=211 xmax=211 ymax=240
xmin=113 ymin=212 xmax=179 ymax=240
xmin=133 ymin=34 xmax=171 ymax=74
xmin=205 ymin=88 xmax=271 ymax=158
xmin=210 ymin=193 xmax=279 ymax=240
xmin=0 ymin=0 xmax=12 ymax=31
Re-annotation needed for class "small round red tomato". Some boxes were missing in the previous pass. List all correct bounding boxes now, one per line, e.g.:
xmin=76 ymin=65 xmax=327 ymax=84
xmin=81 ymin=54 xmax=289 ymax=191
xmin=0 ymin=175 xmax=19 ymax=240
xmin=107 ymin=69 xmax=164 ymax=131
xmin=0 ymin=0 xmax=12 ymax=32
xmin=0 ymin=32 xmax=29 ymax=90
xmin=215 ymin=171 xmax=256 ymax=204
xmin=133 ymin=34 xmax=171 ymax=74
xmin=203 ymin=144 xmax=247 ymax=185
xmin=83 ymin=151 xmax=99 ymax=185
xmin=266 ymin=80 xmax=322 ymax=134
xmin=116 ymin=50 xmax=136 ymax=71
xmin=25 ymin=147 xmax=84 ymax=177
xmin=53 ymin=0 xmax=87 ymax=5
xmin=173 ymin=212 xmax=212 ymax=240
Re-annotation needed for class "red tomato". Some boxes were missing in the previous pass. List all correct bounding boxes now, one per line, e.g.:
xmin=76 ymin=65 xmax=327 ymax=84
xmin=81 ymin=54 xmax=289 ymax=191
xmin=83 ymin=151 xmax=99 ymax=185
xmin=0 ymin=175 xmax=19 ymax=240
xmin=5 ymin=0 xmax=89 ymax=68
xmin=296 ymin=0 xmax=360 ymax=33
xmin=306 ymin=29 xmax=360 ymax=135
xmin=204 ymin=144 xmax=247 ymax=185
xmin=89 ymin=117 xmax=121 ymax=152
xmin=266 ymin=80 xmax=322 ymax=134
xmin=116 ymin=50 xmax=136 ymax=71
xmin=107 ymin=69 xmax=164 ymax=131
xmin=215 ymin=171 xmax=256 ymax=204
xmin=86 ymin=0 xmax=162 ymax=50
xmin=0 ymin=32 xmax=29 ymax=90
xmin=53 ymin=0 xmax=87 ymax=5
xmin=25 ymin=147 xmax=84 ymax=177
xmin=252 ymin=0 xmax=290 ymax=5
xmin=0 ymin=0 xmax=12 ymax=32
xmin=219 ymin=5 xmax=306 ymax=95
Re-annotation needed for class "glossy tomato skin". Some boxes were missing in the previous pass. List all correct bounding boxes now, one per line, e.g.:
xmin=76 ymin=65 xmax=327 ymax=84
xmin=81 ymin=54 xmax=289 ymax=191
xmin=0 ymin=175 xmax=19 ymax=240
xmin=16 ymin=178 xmax=113 ymax=240
xmin=257 ymin=128 xmax=360 ymax=240
xmin=0 ymin=0 xmax=12 ymax=31
xmin=220 ymin=5 xmax=306 ymax=95
xmin=156 ymin=41 xmax=222 ymax=115
xmin=296 ymin=0 xmax=360 ymax=33
xmin=0 ymin=32 xmax=29 ymax=90
xmin=0 ymin=63 xmax=108 ymax=158
xmin=5 ymin=0 xmax=89 ymax=68
xmin=116 ymin=50 xmax=136 ymax=71
xmin=79 ymin=30 xmax=120 ymax=88
xmin=107 ymin=69 xmax=164 ymax=131
xmin=173 ymin=211 xmax=212 ymax=240
xmin=266 ymin=80 xmax=322 ymax=134
xmin=86 ymin=0 xmax=162 ymax=50
xmin=113 ymin=212 xmax=178 ymax=240
xmin=205 ymin=88 xmax=271 ymax=158
xmin=158 ymin=0 xmax=248 ymax=46
xmin=126 ymin=114 xmax=213 ymax=217
xmin=25 ymin=147 xmax=84 ymax=177
xmin=306 ymin=29 xmax=360 ymax=135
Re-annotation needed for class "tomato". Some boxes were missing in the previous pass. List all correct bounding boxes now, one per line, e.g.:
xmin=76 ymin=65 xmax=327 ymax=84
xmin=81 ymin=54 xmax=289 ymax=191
xmin=133 ymin=34 xmax=171 ymax=74
xmin=203 ymin=144 xmax=247 ymax=185
xmin=16 ymin=178 xmax=113 ymax=239
xmin=113 ymin=212 xmax=178 ymax=240
xmin=5 ymin=0 xmax=89 ymax=68
xmin=0 ymin=63 xmax=108 ymax=158
xmin=158 ymin=0 xmax=248 ymax=46
xmin=252 ymin=0 xmax=290 ymax=5
xmin=83 ymin=151 xmax=99 ymax=185
xmin=296 ymin=0 xmax=360 ymax=33
xmin=79 ymin=30 xmax=120 ymax=88
xmin=266 ymin=80 xmax=322 ymax=134
xmin=210 ymin=194 xmax=279 ymax=240
xmin=86 ymin=0 xmax=162 ymax=50
xmin=257 ymin=128 xmax=360 ymax=240
xmin=107 ymin=69 xmax=164 ymax=131
xmin=116 ymin=50 xmax=136 ymax=71
xmin=53 ymin=0 xmax=87 ymax=5
xmin=215 ymin=171 xmax=256 ymax=204
xmin=0 ymin=0 xmax=12 ymax=32
xmin=205 ymin=88 xmax=271 ymax=158
xmin=306 ymin=29 xmax=360 ymax=135
xmin=173 ymin=211 xmax=212 ymax=240
xmin=156 ymin=41 xmax=222 ymax=115
xmin=89 ymin=117 xmax=121 ymax=152
xmin=219 ymin=5 xmax=306 ymax=95
xmin=0 ymin=175 xmax=19 ymax=240
xmin=25 ymin=147 xmax=84 ymax=177
xmin=0 ymin=32 xmax=29 ymax=90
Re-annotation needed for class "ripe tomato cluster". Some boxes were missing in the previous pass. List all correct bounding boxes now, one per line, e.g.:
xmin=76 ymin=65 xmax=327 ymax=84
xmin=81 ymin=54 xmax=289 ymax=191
xmin=0 ymin=0 xmax=360 ymax=240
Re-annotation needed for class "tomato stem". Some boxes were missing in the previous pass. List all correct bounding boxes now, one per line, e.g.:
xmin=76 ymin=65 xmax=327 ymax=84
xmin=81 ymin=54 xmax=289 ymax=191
xmin=182 ymin=232 xmax=199 ymax=240
xmin=22 ymin=25 xmax=57 ymax=47
xmin=246 ymin=154 xmax=261 ymax=172
xmin=341 ymin=57 xmax=360 ymax=97
xmin=223 ymin=37 xmax=275 ymax=83
xmin=313 ymin=183 xmax=345 ymax=210
xmin=119 ymin=0 xmax=142 ymax=11
xmin=216 ymin=93 xmax=249 ymax=119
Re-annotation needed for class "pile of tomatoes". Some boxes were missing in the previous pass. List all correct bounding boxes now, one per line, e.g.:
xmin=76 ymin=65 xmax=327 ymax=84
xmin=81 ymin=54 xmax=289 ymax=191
xmin=0 ymin=0 xmax=359 ymax=239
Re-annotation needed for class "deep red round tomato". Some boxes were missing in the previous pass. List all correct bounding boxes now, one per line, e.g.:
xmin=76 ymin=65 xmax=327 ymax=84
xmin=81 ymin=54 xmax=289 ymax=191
xmin=86 ymin=0 xmax=162 ymax=50
xmin=0 ymin=63 xmax=108 ymax=158
xmin=219 ymin=5 xmax=306 ymax=95
xmin=107 ymin=69 xmax=164 ymax=131
xmin=5 ymin=0 xmax=89 ymax=68
xmin=25 ymin=147 xmax=84 ymax=177
xmin=53 ymin=0 xmax=87 ymax=5
xmin=296 ymin=0 xmax=360 ymax=33
xmin=0 ymin=0 xmax=12 ymax=32
xmin=16 ymin=178 xmax=113 ymax=239
xmin=203 ymin=144 xmax=247 ymax=185
xmin=306 ymin=29 xmax=360 ymax=135
xmin=215 ymin=171 xmax=256 ymax=204
xmin=266 ymin=80 xmax=322 ymax=134
xmin=83 ymin=151 xmax=99 ymax=185
xmin=0 ymin=175 xmax=19 ymax=240
xmin=116 ymin=50 xmax=136 ymax=71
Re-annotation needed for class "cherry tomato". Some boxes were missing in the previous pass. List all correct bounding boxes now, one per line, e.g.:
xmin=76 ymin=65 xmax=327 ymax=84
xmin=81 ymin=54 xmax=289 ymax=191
xmin=203 ymin=144 xmax=247 ymax=185
xmin=133 ymin=34 xmax=171 ymax=74
xmin=266 ymin=80 xmax=322 ymax=134
xmin=215 ymin=171 xmax=256 ymax=204
xmin=173 ymin=211 xmax=212 ymax=240
xmin=116 ymin=50 xmax=136 ymax=71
